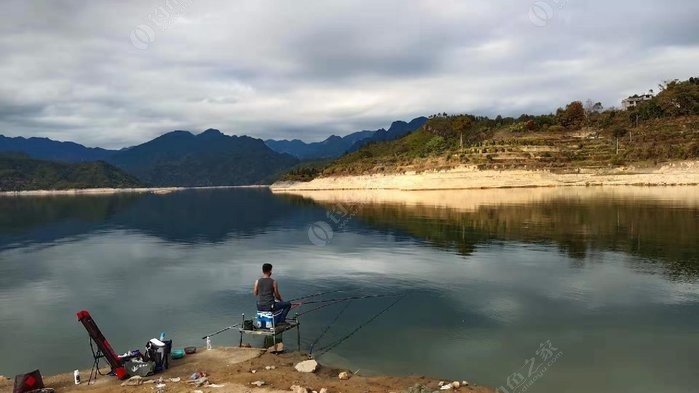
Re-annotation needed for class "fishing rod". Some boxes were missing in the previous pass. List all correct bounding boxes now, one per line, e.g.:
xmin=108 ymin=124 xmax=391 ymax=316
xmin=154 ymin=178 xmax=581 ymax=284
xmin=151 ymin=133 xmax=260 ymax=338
xmin=294 ymin=293 xmax=399 ymax=306
xmin=200 ymin=290 xmax=346 ymax=339
xmin=288 ymin=289 xmax=344 ymax=302
xmin=314 ymin=295 xmax=405 ymax=356
xmin=309 ymin=300 xmax=353 ymax=354
xmin=201 ymin=324 xmax=240 ymax=340
xmin=296 ymin=299 xmax=349 ymax=317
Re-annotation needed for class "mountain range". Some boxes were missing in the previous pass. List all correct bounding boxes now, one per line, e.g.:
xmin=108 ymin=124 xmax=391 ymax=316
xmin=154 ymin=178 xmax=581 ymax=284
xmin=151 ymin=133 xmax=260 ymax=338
xmin=0 ymin=135 xmax=114 ymax=162
xmin=264 ymin=117 xmax=427 ymax=159
xmin=107 ymin=129 xmax=298 ymax=186
xmin=0 ymin=116 xmax=427 ymax=189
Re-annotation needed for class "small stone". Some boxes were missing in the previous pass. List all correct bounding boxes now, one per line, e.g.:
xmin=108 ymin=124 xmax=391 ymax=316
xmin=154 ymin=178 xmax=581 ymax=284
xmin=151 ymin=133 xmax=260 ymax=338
xmin=294 ymin=359 xmax=318 ymax=373
xmin=338 ymin=371 xmax=350 ymax=380
xmin=121 ymin=376 xmax=144 ymax=386
xmin=319 ymin=389 xmax=328 ymax=393
xmin=438 ymin=381 xmax=445 ymax=386
xmin=451 ymin=381 xmax=460 ymax=389
xmin=193 ymin=391 xmax=203 ymax=393
xmin=267 ymin=342 xmax=284 ymax=353
xmin=290 ymin=385 xmax=309 ymax=393
xmin=168 ymin=377 xmax=181 ymax=383
xmin=440 ymin=384 xmax=452 ymax=390
xmin=461 ymin=380 xmax=469 ymax=386
xmin=251 ymin=369 xmax=257 ymax=374
xmin=251 ymin=380 xmax=266 ymax=387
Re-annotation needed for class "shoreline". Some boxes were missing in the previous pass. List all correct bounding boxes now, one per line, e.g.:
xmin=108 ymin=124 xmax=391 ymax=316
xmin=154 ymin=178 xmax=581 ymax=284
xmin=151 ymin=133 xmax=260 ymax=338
xmin=271 ymin=161 xmax=699 ymax=191
xmin=0 ymin=347 xmax=492 ymax=393
xmin=0 ymin=185 xmax=268 ymax=197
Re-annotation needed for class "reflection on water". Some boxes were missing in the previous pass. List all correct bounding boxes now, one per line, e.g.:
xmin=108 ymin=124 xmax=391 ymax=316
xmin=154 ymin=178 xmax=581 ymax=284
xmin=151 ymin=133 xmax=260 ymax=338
xmin=279 ymin=187 xmax=699 ymax=280
xmin=0 ymin=187 xmax=698 ymax=393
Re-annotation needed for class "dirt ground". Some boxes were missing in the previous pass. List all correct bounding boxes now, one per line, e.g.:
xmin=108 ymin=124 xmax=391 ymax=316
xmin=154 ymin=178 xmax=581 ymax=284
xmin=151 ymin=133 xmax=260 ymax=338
xmin=0 ymin=347 xmax=493 ymax=393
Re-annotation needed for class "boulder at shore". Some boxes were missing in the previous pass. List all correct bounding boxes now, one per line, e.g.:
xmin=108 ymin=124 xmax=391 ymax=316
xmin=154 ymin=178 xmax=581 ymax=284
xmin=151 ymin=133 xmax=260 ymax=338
xmin=295 ymin=359 xmax=319 ymax=373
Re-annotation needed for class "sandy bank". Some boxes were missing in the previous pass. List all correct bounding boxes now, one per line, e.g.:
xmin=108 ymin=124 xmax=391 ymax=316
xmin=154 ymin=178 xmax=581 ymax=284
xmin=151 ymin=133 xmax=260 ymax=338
xmin=0 ymin=347 xmax=492 ymax=393
xmin=0 ymin=185 xmax=267 ymax=197
xmin=271 ymin=161 xmax=699 ymax=192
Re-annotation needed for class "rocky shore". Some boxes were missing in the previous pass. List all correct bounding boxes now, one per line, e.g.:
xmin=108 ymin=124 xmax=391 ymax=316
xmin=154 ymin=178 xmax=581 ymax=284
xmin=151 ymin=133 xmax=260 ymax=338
xmin=271 ymin=161 xmax=699 ymax=191
xmin=0 ymin=348 xmax=493 ymax=393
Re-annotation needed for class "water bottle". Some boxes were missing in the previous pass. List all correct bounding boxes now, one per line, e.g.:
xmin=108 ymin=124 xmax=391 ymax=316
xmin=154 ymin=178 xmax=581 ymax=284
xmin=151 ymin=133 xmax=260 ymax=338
xmin=206 ymin=336 xmax=212 ymax=350
xmin=73 ymin=370 xmax=80 ymax=385
xmin=159 ymin=332 xmax=165 ymax=341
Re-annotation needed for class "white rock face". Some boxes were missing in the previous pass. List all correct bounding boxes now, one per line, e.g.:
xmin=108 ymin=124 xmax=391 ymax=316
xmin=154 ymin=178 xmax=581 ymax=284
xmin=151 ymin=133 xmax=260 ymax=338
xmin=451 ymin=381 xmax=460 ymax=388
xmin=294 ymin=359 xmax=319 ymax=373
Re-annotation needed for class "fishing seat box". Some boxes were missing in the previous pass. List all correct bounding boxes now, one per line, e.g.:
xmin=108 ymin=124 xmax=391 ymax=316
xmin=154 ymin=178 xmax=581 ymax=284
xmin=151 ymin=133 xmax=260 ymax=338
xmin=255 ymin=310 xmax=284 ymax=329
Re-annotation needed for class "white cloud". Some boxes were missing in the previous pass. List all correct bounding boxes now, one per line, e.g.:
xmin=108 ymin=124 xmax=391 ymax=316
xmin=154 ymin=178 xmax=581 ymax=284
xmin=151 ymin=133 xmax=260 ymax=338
xmin=0 ymin=0 xmax=697 ymax=148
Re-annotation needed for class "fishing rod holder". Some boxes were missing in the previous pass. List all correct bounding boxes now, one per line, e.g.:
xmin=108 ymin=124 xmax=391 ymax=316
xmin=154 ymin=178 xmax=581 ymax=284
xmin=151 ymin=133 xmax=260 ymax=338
xmin=237 ymin=312 xmax=302 ymax=352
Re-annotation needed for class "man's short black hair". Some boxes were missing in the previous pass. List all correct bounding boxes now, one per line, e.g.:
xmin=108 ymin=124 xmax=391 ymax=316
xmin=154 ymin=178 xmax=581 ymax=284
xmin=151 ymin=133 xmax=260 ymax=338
xmin=262 ymin=263 xmax=273 ymax=273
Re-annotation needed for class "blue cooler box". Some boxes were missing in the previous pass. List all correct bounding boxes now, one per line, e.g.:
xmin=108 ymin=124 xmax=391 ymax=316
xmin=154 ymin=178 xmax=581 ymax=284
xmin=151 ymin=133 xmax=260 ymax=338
xmin=254 ymin=310 xmax=283 ymax=329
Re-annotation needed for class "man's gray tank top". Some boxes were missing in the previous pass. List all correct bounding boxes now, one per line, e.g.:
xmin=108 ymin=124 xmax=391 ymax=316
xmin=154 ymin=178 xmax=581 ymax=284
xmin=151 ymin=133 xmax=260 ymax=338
xmin=257 ymin=277 xmax=275 ymax=307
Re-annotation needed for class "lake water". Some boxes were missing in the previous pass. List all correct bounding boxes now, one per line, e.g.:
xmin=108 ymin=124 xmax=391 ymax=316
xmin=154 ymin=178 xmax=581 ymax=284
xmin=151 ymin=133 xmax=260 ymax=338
xmin=0 ymin=187 xmax=698 ymax=393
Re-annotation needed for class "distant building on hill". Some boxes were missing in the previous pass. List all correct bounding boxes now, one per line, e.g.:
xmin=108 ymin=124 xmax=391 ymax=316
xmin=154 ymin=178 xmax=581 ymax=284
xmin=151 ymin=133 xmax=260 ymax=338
xmin=622 ymin=94 xmax=653 ymax=110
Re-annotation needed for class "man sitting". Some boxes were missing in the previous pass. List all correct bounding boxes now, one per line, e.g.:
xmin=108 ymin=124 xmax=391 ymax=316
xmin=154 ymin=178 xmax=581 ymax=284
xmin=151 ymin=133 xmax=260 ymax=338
xmin=253 ymin=263 xmax=291 ymax=325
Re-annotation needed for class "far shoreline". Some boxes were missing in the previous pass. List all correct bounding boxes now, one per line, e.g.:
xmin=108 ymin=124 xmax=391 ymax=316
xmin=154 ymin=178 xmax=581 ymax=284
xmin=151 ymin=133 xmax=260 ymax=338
xmin=0 ymin=184 xmax=269 ymax=197
xmin=3 ymin=161 xmax=698 ymax=197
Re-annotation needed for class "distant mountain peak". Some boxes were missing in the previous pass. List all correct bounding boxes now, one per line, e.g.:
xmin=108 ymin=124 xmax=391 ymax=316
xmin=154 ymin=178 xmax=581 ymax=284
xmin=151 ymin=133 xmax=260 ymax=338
xmin=158 ymin=130 xmax=194 ymax=139
xmin=199 ymin=128 xmax=224 ymax=137
xmin=265 ymin=117 xmax=428 ymax=160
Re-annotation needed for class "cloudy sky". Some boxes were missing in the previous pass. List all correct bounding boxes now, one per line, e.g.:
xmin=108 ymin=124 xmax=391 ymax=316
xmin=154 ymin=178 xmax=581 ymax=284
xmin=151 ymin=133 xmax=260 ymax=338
xmin=0 ymin=0 xmax=697 ymax=148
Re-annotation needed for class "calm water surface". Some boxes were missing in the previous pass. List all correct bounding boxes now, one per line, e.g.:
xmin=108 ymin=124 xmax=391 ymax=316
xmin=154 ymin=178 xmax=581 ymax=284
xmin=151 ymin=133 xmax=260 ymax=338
xmin=0 ymin=187 xmax=697 ymax=393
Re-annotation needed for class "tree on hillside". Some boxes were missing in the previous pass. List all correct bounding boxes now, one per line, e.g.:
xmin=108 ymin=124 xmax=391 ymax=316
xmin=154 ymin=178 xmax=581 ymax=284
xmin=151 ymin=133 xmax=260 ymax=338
xmin=612 ymin=126 xmax=628 ymax=155
xmin=584 ymin=99 xmax=604 ymax=114
xmin=454 ymin=117 xmax=473 ymax=150
xmin=557 ymin=101 xmax=586 ymax=129
xmin=655 ymin=79 xmax=699 ymax=117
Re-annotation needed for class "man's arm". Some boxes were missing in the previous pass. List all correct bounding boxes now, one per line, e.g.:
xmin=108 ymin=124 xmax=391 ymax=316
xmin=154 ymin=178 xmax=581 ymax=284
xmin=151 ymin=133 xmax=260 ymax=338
xmin=273 ymin=280 xmax=283 ymax=301
xmin=253 ymin=279 xmax=259 ymax=296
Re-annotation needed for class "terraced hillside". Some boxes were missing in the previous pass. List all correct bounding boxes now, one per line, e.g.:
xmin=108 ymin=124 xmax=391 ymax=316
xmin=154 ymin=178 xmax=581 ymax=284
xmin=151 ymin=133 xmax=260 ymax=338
xmin=316 ymin=115 xmax=698 ymax=177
